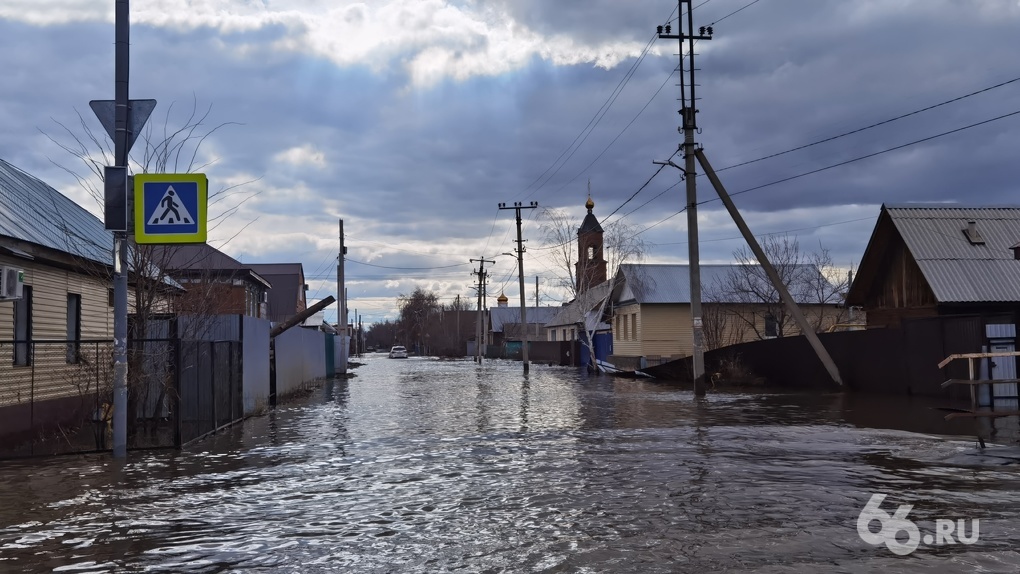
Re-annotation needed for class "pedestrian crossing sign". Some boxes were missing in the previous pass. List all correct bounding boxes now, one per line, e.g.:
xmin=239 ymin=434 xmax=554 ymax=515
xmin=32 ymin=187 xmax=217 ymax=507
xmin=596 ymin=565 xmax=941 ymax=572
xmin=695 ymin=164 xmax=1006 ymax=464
xmin=134 ymin=173 xmax=208 ymax=244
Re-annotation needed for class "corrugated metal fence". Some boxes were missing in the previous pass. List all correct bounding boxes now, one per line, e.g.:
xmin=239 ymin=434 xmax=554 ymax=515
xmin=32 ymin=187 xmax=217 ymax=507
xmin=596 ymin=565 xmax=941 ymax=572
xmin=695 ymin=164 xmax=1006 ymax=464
xmin=0 ymin=338 xmax=242 ymax=458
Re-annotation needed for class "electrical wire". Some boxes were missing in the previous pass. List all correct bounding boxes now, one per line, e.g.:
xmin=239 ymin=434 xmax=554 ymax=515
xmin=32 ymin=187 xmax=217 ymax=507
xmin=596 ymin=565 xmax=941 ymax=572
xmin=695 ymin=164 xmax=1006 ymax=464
xmin=347 ymin=258 xmax=473 ymax=271
xmin=712 ymin=74 xmax=1020 ymax=176
xmin=707 ymin=0 xmax=764 ymax=26
xmin=653 ymin=216 xmax=875 ymax=246
xmin=631 ymin=107 xmax=1020 ymax=238
xmin=700 ymin=108 xmax=1020 ymax=205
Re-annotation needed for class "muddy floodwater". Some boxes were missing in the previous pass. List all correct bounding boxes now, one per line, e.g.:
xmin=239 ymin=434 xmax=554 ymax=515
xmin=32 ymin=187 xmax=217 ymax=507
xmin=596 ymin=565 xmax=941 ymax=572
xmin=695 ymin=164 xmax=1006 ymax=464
xmin=2 ymin=356 xmax=1020 ymax=573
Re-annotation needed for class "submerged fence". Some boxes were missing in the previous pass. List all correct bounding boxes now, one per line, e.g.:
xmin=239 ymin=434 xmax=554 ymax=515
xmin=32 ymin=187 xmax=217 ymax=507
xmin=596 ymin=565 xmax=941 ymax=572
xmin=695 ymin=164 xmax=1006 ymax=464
xmin=0 ymin=339 xmax=242 ymax=458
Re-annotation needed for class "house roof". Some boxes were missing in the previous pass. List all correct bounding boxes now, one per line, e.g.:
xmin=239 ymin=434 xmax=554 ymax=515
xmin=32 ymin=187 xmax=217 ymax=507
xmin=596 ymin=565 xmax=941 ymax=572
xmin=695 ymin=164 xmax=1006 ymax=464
xmin=0 ymin=158 xmax=111 ymax=265
xmin=613 ymin=263 xmax=828 ymax=305
xmin=247 ymin=263 xmax=306 ymax=322
xmin=152 ymin=243 xmax=272 ymax=289
xmin=545 ymin=280 xmax=613 ymax=328
xmin=489 ymin=305 xmax=562 ymax=333
xmin=849 ymin=204 xmax=1020 ymax=304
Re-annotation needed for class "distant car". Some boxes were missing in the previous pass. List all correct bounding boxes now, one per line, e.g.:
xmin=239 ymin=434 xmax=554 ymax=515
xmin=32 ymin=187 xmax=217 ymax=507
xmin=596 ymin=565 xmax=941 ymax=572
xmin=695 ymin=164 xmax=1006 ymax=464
xmin=388 ymin=345 xmax=408 ymax=359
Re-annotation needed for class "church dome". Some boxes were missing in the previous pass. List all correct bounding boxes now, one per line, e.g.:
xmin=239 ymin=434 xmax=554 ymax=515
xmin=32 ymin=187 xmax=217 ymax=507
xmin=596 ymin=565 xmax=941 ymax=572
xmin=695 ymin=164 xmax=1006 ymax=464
xmin=585 ymin=195 xmax=594 ymax=211
xmin=497 ymin=292 xmax=509 ymax=306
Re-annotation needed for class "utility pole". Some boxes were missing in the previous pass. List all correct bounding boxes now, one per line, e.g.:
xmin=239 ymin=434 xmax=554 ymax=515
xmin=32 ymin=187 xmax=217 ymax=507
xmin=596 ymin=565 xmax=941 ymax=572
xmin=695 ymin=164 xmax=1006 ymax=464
xmin=654 ymin=2 xmax=843 ymax=387
xmin=471 ymin=258 xmax=494 ymax=363
xmin=338 ymin=219 xmax=347 ymax=374
xmin=499 ymin=201 xmax=538 ymax=374
xmin=656 ymin=1 xmax=712 ymax=396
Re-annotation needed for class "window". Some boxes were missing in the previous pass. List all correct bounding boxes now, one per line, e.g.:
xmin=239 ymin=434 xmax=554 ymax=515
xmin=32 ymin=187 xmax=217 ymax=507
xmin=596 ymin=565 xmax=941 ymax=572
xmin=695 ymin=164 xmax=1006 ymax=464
xmin=764 ymin=313 xmax=778 ymax=338
xmin=631 ymin=314 xmax=637 ymax=341
xmin=570 ymin=328 xmax=575 ymax=341
xmin=587 ymin=246 xmax=594 ymax=259
xmin=14 ymin=286 xmax=32 ymax=366
xmin=67 ymin=294 xmax=82 ymax=363
xmin=551 ymin=330 xmax=557 ymax=342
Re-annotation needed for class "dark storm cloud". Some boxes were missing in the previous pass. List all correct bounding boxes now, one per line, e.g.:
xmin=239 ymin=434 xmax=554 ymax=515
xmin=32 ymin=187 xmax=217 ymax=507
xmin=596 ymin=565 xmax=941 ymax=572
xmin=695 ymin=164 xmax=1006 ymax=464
xmin=4 ymin=0 xmax=1020 ymax=322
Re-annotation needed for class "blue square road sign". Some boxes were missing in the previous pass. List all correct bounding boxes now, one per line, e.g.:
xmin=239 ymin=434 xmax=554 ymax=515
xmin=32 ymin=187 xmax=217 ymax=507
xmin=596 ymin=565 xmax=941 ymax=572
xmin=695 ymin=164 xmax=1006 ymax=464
xmin=134 ymin=173 xmax=208 ymax=244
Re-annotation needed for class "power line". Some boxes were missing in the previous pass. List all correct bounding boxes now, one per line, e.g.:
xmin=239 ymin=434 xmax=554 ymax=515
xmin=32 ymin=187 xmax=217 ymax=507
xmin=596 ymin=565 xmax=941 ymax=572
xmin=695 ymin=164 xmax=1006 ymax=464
xmin=518 ymin=2 xmax=694 ymax=202
xmin=707 ymin=0 xmax=764 ymax=26
xmin=549 ymin=57 xmax=677 ymax=196
xmin=346 ymin=258 xmax=472 ymax=271
xmin=636 ymin=206 xmax=687 ymax=236
xmin=633 ymin=107 xmax=1020 ymax=237
xmin=652 ymin=215 xmax=874 ymax=245
xmin=520 ymin=32 xmax=660 ymax=200
xmin=713 ymin=74 xmax=1020 ymax=175
xmin=702 ymin=107 xmax=1020 ymax=204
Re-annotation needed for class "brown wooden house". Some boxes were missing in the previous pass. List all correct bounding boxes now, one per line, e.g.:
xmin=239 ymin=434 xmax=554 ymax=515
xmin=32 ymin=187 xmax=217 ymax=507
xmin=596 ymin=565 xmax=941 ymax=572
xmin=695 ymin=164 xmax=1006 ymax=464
xmin=846 ymin=204 xmax=1020 ymax=328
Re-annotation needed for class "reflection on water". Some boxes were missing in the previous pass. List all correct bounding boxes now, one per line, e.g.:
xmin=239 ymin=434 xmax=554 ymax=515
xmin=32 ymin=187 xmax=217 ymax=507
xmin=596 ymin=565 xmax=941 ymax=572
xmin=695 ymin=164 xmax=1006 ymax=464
xmin=2 ymin=356 xmax=1020 ymax=573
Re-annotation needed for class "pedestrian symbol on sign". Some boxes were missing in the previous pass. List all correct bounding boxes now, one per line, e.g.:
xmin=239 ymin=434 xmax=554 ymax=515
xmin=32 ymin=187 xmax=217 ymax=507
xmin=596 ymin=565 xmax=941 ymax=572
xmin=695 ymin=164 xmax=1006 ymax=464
xmin=134 ymin=173 xmax=207 ymax=245
xmin=148 ymin=186 xmax=195 ymax=225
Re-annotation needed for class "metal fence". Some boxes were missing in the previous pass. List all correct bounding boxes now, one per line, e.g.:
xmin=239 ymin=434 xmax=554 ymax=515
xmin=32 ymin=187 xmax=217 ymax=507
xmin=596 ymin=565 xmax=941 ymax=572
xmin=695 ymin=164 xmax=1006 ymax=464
xmin=0 ymin=339 xmax=242 ymax=458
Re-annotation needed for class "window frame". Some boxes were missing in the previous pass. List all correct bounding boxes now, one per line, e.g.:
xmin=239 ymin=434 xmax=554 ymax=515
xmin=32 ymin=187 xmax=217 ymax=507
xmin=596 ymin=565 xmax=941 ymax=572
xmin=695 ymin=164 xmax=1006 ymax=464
xmin=14 ymin=286 xmax=32 ymax=366
xmin=67 ymin=293 xmax=82 ymax=364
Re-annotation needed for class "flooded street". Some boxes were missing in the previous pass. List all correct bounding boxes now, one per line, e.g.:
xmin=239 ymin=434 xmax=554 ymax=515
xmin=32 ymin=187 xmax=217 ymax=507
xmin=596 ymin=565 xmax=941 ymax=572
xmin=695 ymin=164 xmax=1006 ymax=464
xmin=2 ymin=355 xmax=1020 ymax=573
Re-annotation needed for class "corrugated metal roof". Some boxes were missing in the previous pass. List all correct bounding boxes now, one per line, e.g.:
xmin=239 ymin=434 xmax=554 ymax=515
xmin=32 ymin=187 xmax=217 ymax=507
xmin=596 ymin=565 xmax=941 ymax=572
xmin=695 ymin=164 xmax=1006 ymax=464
xmin=886 ymin=205 xmax=1020 ymax=303
xmin=546 ymin=280 xmax=612 ymax=328
xmin=616 ymin=263 xmax=827 ymax=305
xmin=489 ymin=305 xmax=562 ymax=333
xmin=0 ymin=158 xmax=111 ymax=264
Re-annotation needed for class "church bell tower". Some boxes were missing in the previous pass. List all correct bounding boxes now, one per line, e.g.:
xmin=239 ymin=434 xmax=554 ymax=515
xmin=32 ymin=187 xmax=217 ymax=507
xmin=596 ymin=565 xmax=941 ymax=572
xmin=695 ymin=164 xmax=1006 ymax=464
xmin=575 ymin=195 xmax=607 ymax=293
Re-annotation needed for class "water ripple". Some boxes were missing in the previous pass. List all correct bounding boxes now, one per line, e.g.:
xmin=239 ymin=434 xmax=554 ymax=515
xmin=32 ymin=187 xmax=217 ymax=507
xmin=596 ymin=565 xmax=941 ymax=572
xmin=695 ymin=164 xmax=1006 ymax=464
xmin=1 ymin=357 xmax=1019 ymax=573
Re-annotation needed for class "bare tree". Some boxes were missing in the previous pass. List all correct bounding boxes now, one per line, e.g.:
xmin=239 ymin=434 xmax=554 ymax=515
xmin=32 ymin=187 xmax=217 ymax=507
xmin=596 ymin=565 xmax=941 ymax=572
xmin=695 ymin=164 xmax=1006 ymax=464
xmin=398 ymin=287 xmax=441 ymax=355
xmin=539 ymin=207 xmax=578 ymax=296
xmin=43 ymin=97 xmax=260 ymax=438
xmin=540 ymin=202 xmax=649 ymax=369
xmin=714 ymin=234 xmax=850 ymax=341
xmin=540 ymin=207 xmax=649 ymax=299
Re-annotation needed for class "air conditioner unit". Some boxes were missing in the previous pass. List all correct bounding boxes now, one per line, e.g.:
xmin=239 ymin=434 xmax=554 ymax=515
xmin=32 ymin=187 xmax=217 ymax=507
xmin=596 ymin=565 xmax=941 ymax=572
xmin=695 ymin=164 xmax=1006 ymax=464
xmin=0 ymin=266 xmax=24 ymax=300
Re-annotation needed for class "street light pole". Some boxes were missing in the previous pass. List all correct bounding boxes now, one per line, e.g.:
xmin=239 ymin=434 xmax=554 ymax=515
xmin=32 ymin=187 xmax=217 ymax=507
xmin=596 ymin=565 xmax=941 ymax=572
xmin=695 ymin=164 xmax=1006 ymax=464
xmin=498 ymin=201 xmax=538 ymax=374
xmin=110 ymin=0 xmax=131 ymax=457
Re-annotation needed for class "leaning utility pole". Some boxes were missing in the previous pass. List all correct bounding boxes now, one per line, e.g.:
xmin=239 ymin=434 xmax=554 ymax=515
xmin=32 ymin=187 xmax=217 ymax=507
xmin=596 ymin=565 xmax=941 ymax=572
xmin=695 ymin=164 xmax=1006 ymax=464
xmin=471 ymin=258 xmax=494 ymax=363
xmin=656 ymin=1 xmax=712 ymax=396
xmin=654 ymin=1 xmax=843 ymax=387
xmin=499 ymin=201 xmax=538 ymax=374
xmin=697 ymin=150 xmax=843 ymax=385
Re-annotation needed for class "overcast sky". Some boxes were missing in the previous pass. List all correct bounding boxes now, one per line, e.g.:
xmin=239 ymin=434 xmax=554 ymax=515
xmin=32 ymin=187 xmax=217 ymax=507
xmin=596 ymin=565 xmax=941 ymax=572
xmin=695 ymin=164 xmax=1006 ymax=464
xmin=3 ymin=0 xmax=1020 ymax=324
